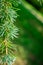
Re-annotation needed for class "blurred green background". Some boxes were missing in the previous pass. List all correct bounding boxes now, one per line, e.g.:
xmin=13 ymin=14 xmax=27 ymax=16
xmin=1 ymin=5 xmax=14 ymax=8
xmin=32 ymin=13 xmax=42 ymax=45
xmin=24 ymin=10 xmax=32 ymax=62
xmin=13 ymin=0 xmax=43 ymax=65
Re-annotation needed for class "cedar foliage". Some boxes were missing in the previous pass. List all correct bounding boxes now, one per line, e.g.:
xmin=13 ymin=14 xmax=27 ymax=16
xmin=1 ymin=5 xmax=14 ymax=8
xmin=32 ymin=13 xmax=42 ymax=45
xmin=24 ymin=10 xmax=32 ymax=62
xmin=0 ymin=0 xmax=21 ymax=65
